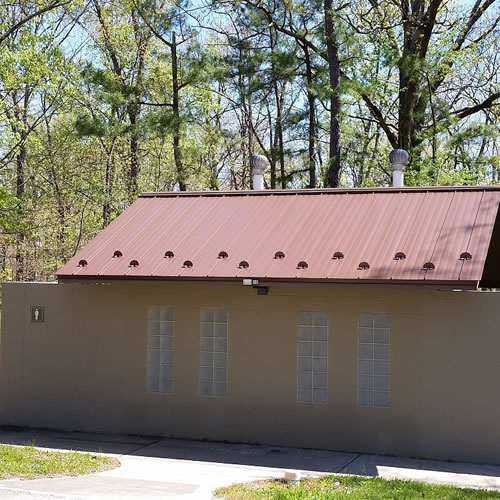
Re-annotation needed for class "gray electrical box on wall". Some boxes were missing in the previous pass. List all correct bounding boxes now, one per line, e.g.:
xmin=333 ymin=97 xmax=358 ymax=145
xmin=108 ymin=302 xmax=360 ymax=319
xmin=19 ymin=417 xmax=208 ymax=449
xmin=30 ymin=306 xmax=44 ymax=322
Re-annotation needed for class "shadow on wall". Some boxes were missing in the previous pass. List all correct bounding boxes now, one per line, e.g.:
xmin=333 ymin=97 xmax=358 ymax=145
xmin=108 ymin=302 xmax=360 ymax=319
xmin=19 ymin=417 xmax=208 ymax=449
xmin=1 ymin=426 xmax=500 ymax=479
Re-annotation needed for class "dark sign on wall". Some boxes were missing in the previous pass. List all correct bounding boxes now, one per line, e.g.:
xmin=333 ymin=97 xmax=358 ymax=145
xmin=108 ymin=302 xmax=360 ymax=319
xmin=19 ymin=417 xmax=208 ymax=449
xmin=30 ymin=306 xmax=44 ymax=323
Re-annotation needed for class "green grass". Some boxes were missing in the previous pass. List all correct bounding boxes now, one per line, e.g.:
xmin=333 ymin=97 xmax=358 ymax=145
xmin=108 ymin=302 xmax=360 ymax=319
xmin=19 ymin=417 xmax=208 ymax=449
xmin=0 ymin=443 xmax=119 ymax=479
xmin=215 ymin=475 xmax=500 ymax=500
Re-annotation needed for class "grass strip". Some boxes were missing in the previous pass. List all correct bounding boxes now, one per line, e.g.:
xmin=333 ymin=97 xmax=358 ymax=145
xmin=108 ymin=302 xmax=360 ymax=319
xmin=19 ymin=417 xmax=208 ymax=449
xmin=215 ymin=475 xmax=500 ymax=500
xmin=0 ymin=443 xmax=119 ymax=480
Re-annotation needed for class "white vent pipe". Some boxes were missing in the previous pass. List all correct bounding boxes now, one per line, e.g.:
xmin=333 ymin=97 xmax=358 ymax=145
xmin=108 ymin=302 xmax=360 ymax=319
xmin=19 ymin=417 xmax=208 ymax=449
xmin=250 ymin=154 xmax=268 ymax=190
xmin=389 ymin=149 xmax=409 ymax=187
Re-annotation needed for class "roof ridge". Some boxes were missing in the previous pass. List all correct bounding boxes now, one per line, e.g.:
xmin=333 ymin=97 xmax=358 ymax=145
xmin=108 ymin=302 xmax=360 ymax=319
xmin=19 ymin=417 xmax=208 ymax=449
xmin=139 ymin=185 xmax=500 ymax=198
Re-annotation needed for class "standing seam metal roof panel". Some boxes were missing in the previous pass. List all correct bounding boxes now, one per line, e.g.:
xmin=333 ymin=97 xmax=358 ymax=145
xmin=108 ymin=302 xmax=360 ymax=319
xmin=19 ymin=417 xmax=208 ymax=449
xmin=428 ymin=191 xmax=483 ymax=281
xmin=460 ymin=191 xmax=500 ymax=281
xmin=56 ymin=186 xmax=500 ymax=286
xmin=364 ymin=192 xmax=425 ymax=280
xmin=126 ymin=195 xmax=227 ymax=277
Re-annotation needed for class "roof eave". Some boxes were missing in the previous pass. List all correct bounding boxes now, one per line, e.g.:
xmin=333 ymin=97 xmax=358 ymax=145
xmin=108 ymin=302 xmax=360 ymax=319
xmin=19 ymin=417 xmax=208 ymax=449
xmin=56 ymin=275 xmax=479 ymax=290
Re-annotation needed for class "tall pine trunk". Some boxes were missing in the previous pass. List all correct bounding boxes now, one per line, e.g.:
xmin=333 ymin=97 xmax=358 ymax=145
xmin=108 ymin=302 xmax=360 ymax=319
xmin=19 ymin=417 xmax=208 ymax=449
xmin=103 ymin=137 xmax=117 ymax=227
xmin=324 ymin=0 xmax=341 ymax=188
xmin=15 ymin=144 xmax=26 ymax=281
xmin=171 ymin=32 xmax=185 ymax=191
xmin=303 ymin=44 xmax=317 ymax=188
xmin=13 ymin=89 xmax=29 ymax=281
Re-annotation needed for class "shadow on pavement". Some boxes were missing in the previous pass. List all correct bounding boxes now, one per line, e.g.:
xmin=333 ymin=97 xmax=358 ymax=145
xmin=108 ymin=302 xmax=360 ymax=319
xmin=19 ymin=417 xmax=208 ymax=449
xmin=1 ymin=425 xmax=500 ymax=479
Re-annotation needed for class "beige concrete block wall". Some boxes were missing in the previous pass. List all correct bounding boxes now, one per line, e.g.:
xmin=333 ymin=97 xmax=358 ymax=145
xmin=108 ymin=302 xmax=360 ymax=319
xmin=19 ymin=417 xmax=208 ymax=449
xmin=1 ymin=281 xmax=500 ymax=464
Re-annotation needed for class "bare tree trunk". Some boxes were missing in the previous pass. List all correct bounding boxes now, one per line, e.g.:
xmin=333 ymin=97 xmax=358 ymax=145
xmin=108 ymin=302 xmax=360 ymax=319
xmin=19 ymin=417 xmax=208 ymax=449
xmin=127 ymin=107 xmax=140 ymax=197
xmin=92 ymin=0 xmax=148 ymax=198
xmin=247 ymin=92 xmax=254 ymax=159
xmin=12 ymin=90 xmax=29 ymax=281
xmin=397 ymin=0 xmax=442 ymax=164
xmin=44 ymin=111 xmax=67 ymax=262
xmin=268 ymin=105 xmax=276 ymax=188
xmin=303 ymin=44 xmax=317 ymax=188
xmin=269 ymin=28 xmax=285 ymax=188
xmin=237 ymin=39 xmax=255 ymax=187
xmin=126 ymin=10 xmax=148 ymax=199
xmin=274 ymin=83 xmax=286 ymax=189
xmin=0 ymin=245 xmax=6 ymax=275
xmin=324 ymin=0 xmax=341 ymax=188
xmin=103 ymin=137 xmax=117 ymax=227
xmin=15 ymin=145 xmax=26 ymax=281
xmin=171 ymin=32 xmax=185 ymax=191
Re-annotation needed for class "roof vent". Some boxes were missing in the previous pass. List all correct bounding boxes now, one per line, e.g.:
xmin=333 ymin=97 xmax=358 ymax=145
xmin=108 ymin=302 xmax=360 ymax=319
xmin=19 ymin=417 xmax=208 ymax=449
xmin=113 ymin=250 xmax=122 ymax=258
xmin=238 ymin=260 xmax=249 ymax=269
xmin=182 ymin=260 xmax=193 ymax=268
xmin=332 ymin=251 xmax=344 ymax=260
xmin=422 ymin=262 xmax=435 ymax=271
xmin=164 ymin=251 xmax=174 ymax=258
xmin=358 ymin=261 xmax=370 ymax=270
xmin=389 ymin=149 xmax=409 ymax=187
xmin=274 ymin=251 xmax=285 ymax=259
xmin=460 ymin=252 xmax=472 ymax=261
xmin=129 ymin=260 xmax=139 ymax=267
xmin=250 ymin=154 xmax=268 ymax=190
xmin=78 ymin=259 xmax=88 ymax=267
xmin=297 ymin=261 xmax=308 ymax=269
xmin=218 ymin=251 xmax=228 ymax=259
xmin=394 ymin=252 xmax=406 ymax=260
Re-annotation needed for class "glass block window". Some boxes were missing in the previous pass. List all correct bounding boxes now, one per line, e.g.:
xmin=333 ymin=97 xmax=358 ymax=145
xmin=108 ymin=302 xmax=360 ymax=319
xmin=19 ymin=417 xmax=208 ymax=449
xmin=357 ymin=312 xmax=390 ymax=407
xmin=297 ymin=311 xmax=328 ymax=403
xmin=200 ymin=309 xmax=227 ymax=397
xmin=147 ymin=306 xmax=174 ymax=393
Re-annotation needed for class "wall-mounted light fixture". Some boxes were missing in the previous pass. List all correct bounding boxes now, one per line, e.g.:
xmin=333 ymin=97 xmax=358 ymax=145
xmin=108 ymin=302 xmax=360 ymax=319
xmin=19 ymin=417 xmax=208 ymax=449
xmin=242 ymin=279 xmax=259 ymax=286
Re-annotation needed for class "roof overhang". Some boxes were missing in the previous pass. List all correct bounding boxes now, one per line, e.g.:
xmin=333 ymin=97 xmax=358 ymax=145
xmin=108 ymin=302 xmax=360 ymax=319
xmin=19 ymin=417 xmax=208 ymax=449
xmin=57 ymin=276 xmax=480 ymax=290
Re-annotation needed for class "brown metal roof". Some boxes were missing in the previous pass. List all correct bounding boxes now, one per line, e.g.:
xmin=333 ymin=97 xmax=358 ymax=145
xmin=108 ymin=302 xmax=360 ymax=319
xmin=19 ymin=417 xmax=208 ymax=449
xmin=56 ymin=186 xmax=500 ymax=287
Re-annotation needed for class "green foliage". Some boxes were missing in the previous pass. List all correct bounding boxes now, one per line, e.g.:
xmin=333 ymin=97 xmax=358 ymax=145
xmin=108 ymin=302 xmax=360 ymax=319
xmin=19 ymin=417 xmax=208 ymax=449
xmin=0 ymin=0 xmax=499 ymax=280
xmin=75 ymin=115 xmax=110 ymax=137
xmin=0 ymin=443 xmax=118 ymax=479
xmin=215 ymin=475 xmax=500 ymax=500
xmin=0 ymin=188 xmax=22 ymax=233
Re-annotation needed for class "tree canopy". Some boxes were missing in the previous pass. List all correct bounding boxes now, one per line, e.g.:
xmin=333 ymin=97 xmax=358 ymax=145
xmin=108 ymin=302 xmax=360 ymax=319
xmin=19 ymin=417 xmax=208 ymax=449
xmin=0 ymin=0 xmax=499 ymax=281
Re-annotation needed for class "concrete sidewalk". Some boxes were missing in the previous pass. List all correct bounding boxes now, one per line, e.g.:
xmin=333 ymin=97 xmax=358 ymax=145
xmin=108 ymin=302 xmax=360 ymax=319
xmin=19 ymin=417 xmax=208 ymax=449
xmin=0 ymin=427 xmax=499 ymax=498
